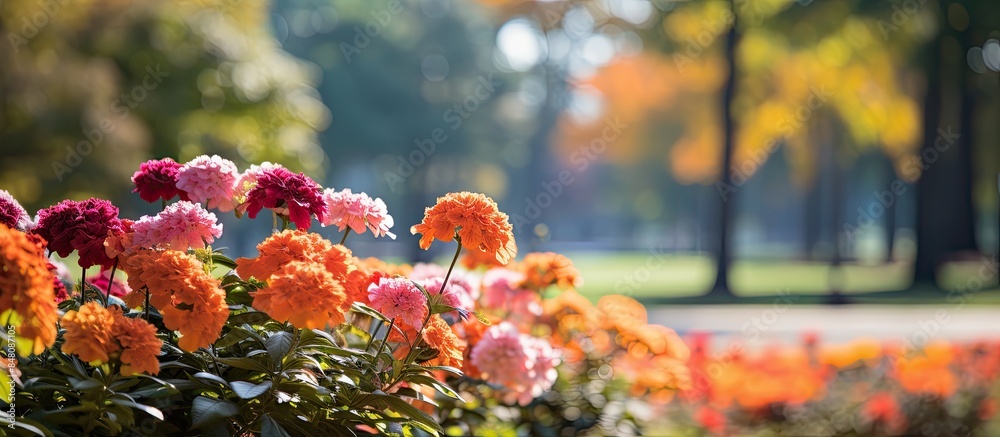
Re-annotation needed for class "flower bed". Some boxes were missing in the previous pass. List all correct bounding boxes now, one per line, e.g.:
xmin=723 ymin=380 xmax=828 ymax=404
xmin=665 ymin=335 xmax=1000 ymax=436
xmin=0 ymin=157 xmax=689 ymax=436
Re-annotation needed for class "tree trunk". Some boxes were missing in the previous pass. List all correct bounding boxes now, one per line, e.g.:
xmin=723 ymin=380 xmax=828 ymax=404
xmin=913 ymin=6 xmax=978 ymax=287
xmin=884 ymin=155 xmax=897 ymax=263
xmin=803 ymin=172 xmax=821 ymax=261
xmin=707 ymin=0 xmax=738 ymax=298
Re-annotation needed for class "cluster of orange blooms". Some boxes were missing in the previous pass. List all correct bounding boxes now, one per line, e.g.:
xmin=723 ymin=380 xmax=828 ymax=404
xmin=679 ymin=334 xmax=1000 ymax=434
xmin=61 ymin=303 xmax=161 ymax=375
xmin=0 ymin=225 xmax=58 ymax=356
xmin=236 ymin=230 xmax=356 ymax=329
xmin=541 ymin=290 xmax=692 ymax=402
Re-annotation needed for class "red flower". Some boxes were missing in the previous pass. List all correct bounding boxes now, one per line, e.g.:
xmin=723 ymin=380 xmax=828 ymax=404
xmin=131 ymin=158 xmax=188 ymax=203
xmin=33 ymin=198 xmax=123 ymax=269
xmin=694 ymin=406 xmax=726 ymax=435
xmin=240 ymin=168 xmax=326 ymax=230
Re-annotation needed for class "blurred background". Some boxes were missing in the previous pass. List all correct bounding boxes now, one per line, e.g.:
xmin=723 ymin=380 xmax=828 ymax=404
xmin=2 ymin=0 xmax=998 ymax=306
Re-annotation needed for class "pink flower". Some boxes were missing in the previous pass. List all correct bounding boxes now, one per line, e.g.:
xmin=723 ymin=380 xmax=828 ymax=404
xmin=131 ymin=158 xmax=188 ymax=203
xmin=132 ymin=201 xmax=223 ymax=250
xmin=470 ymin=322 xmax=560 ymax=405
xmin=87 ymin=268 xmax=131 ymax=298
xmin=367 ymin=277 xmax=428 ymax=329
xmin=409 ymin=263 xmax=447 ymax=281
xmin=420 ymin=276 xmax=476 ymax=314
xmin=233 ymin=162 xmax=284 ymax=204
xmin=176 ymin=155 xmax=240 ymax=212
xmin=481 ymin=268 xmax=526 ymax=310
xmin=239 ymin=167 xmax=326 ymax=230
xmin=33 ymin=198 xmax=123 ymax=269
xmin=320 ymin=188 xmax=395 ymax=239
xmin=0 ymin=190 xmax=31 ymax=231
xmin=482 ymin=268 xmax=542 ymax=329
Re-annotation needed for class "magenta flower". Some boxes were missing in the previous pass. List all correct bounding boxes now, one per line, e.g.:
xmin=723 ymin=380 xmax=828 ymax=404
xmin=470 ymin=322 xmax=560 ymax=405
xmin=131 ymin=158 xmax=188 ymax=203
xmin=320 ymin=188 xmax=395 ymax=239
xmin=176 ymin=155 xmax=240 ymax=212
xmin=239 ymin=167 xmax=326 ymax=230
xmin=367 ymin=277 xmax=428 ymax=329
xmin=33 ymin=198 xmax=123 ymax=269
xmin=0 ymin=189 xmax=32 ymax=231
xmin=87 ymin=268 xmax=131 ymax=298
xmin=233 ymin=162 xmax=284 ymax=205
xmin=132 ymin=201 xmax=223 ymax=250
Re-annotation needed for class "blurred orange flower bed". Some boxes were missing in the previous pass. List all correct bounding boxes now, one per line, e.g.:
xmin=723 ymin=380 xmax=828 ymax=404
xmin=668 ymin=334 xmax=1000 ymax=436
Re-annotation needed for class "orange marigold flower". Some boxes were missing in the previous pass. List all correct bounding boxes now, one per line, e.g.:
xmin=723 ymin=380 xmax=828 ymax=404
xmin=421 ymin=315 xmax=466 ymax=368
xmin=355 ymin=257 xmax=412 ymax=277
xmin=543 ymin=289 xmax=596 ymax=318
xmin=409 ymin=192 xmax=517 ymax=265
xmin=460 ymin=247 xmax=506 ymax=270
xmin=818 ymin=338 xmax=881 ymax=368
xmin=518 ymin=252 xmax=582 ymax=290
xmin=254 ymin=261 xmax=350 ymax=330
xmin=121 ymin=248 xmax=228 ymax=351
xmin=597 ymin=294 xmax=647 ymax=332
xmin=619 ymin=324 xmax=691 ymax=362
xmin=236 ymin=230 xmax=355 ymax=283
xmin=110 ymin=307 xmax=161 ymax=375
xmin=61 ymin=302 xmax=116 ymax=364
xmin=0 ymin=225 xmax=58 ymax=356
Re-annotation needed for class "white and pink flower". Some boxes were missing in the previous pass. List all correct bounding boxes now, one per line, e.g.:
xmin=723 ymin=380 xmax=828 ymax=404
xmin=176 ymin=155 xmax=240 ymax=212
xmin=132 ymin=201 xmax=223 ymax=250
xmin=321 ymin=188 xmax=395 ymax=239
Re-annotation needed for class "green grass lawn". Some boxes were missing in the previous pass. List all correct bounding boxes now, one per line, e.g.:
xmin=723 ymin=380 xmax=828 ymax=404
xmin=564 ymin=252 xmax=1000 ymax=304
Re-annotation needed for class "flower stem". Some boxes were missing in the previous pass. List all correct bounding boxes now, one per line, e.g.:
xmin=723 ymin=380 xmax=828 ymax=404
xmin=143 ymin=286 xmax=151 ymax=321
xmin=339 ymin=228 xmax=350 ymax=246
xmin=161 ymin=198 xmax=167 ymax=211
xmin=364 ymin=319 xmax=382 ymax=353
xmin=272 ymin=211 xmax=278 ymax=232
xmin=104 ymin=260 xmax=118 ymax=307
xmin=79 ymin=267 xmax=87 ymax=305
xmin=400 ymin=240 xmax=463 ymax=368
xmin=373 ymin=318 xmax=395 ymax=369
xmin=439 ymin=238 xmax=463 ymax=296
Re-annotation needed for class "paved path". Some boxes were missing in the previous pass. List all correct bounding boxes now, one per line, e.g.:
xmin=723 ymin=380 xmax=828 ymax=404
xmin=647 ymin=305 xmax=1000 ymax=348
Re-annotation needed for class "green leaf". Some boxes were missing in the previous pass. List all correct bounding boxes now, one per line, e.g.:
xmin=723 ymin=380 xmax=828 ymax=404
xmin=228 ymin=311 xmax=273 ymax=326
xmin=108 ymin=398 xmax=165 ymax=420
xmin=359 ymin=393 xmax=443 ymax=434
xmin=211 ymin=253 xmax=238 ymax=270
xmin=214 ymin=327 xmax=255 ymax=349
xmin=429 ymin=304 xmax=458 ymax=316
xmin=191 ymin=396 xmax=239 ymax=430
xmin=350 ymin=302 xmax=390 ymax=322
xmin=266 ymin=331 xmax=294 ymax=367
xmin=193 ymin=372 xmax=232 ymax=389
xmin=0 ymin=369 xmax=10 ymax=404
xmin=67 ymin=377 xmax=104 ymax=391
xmin=216 ymin=357 xmax=272 ymax=374
xmin=230 ymin=380 xmax=271 ymax=399
xmin=260 ymin=413 xmax=292 ymax=437
xmin=2 ymin=415 xmax=53 ymax=437
xmin=404 ymin=374 xmax=465 ymax=402
xmin=473 ymin=311 xmax=492 ymax=325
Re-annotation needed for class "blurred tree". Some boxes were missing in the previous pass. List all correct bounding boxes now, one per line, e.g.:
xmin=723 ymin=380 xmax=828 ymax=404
xmin=273 ymin=0 xmax=526 ymax=259
xmin=0 ymin=0 xmax=329 ymax=213
xmin=913 ymin=0 xmax=992 ymax=288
